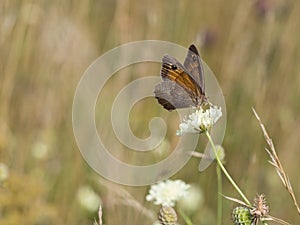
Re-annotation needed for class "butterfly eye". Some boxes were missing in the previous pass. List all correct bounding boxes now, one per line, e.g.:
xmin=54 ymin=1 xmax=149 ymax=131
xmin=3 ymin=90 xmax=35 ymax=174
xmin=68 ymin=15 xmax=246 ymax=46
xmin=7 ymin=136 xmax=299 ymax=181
xmin=171 ymin=64 xmax=177 ymax=70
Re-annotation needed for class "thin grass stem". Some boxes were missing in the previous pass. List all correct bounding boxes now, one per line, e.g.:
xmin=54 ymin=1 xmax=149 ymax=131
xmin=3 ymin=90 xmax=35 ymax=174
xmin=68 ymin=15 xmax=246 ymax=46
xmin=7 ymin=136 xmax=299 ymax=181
xmin=216 ymin=163 xmax=222 ymax=225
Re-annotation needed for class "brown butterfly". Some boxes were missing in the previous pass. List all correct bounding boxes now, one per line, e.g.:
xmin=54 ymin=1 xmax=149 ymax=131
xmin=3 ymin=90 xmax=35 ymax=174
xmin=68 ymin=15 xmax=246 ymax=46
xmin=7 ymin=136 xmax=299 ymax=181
xmin=154 ymin=44 xmax=207 ymax=111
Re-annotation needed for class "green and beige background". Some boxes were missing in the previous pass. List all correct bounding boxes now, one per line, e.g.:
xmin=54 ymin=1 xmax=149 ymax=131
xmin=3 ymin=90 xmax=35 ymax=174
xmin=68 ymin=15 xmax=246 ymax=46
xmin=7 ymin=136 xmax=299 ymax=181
xmin=1 ymin=0 xmax=300 ymax=224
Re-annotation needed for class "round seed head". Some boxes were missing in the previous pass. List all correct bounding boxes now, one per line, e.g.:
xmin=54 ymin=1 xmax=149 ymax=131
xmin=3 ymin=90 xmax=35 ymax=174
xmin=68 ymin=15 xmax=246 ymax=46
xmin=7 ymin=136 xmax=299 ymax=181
xmin=158 ymin=206 xmax=178 ymax=225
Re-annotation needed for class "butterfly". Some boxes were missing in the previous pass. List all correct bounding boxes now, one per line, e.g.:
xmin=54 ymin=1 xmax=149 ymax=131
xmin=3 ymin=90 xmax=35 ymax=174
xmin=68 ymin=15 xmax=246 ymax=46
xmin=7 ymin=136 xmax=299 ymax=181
xmin=154 ymin=44 xmax=207 ymax=111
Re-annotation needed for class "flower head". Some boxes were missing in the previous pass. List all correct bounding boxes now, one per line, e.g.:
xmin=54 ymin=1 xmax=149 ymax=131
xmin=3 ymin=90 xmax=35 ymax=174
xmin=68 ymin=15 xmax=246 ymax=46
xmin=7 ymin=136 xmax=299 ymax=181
xmin=232 ymin=206 xmax=253 ymax=225
xmin=77 ymin=185 xmax=101 ymax=212
xmin=176 ymin=105 xmax=222 ymax=136
xmin=146 ymin=179 xmax=190 ymax=207
xmin=31 ymin=141 xmax=49 ymax=160
xmin=158 ymin=206 xmax=178 ymax=225
xmin=177 ymin=184 xmax=204 ymax=212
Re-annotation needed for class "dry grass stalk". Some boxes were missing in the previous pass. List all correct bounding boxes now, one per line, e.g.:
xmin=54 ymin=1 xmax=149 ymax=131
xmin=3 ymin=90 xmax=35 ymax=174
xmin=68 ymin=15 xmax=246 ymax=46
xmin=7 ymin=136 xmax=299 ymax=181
xmin=97 ymin=178 xmax=156 ymax=220
xmin=94 ymin=205 xmax=103 ymax=225
xmin=252 ymin=108 xmax=300 ymax=215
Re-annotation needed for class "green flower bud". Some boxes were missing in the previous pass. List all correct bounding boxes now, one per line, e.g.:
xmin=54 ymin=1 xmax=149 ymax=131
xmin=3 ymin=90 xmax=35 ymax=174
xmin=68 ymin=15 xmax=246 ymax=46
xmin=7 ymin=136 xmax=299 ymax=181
xmin=232 ymin=206 xmax=253 ymax=225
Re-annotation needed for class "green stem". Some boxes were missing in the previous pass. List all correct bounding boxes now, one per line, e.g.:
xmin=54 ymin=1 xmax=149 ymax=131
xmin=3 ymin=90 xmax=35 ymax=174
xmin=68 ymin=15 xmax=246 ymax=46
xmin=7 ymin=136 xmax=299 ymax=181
xmin=179 ymin=209 xmax=193 ymax=225
xmin=205 ymin=131 xmax=251 ymax=206
xmin=216 ymin=163 xmax=222 ymax=225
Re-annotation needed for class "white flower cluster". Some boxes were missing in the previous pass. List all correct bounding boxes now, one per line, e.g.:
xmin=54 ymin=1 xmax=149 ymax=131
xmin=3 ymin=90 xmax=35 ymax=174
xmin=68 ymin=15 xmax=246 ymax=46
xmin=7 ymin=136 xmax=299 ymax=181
xmin=77 ymin=186 xmax=101 ymax=212
xmin=176 ymin=105 xmax=222 ymax=136
xmin=146 ymin=179 xmax=190 ymax=207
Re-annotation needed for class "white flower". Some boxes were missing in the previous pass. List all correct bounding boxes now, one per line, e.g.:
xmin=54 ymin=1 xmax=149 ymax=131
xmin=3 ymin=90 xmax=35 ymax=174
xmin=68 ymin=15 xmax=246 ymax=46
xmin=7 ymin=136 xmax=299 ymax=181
xmin=146 ymin=179 xmax=190 ymax=207
xmin=177 ymin=184 xmax=204 ymax=212
xmin=77 ymin=186 xmax=101 ymax=212
xmin=0 ymin=163 xmax=9 ymax=182
xmin=31 ymin=141 xmax=49 ymax=160
xmin=176 ymin=105 xmax=222 ymax=136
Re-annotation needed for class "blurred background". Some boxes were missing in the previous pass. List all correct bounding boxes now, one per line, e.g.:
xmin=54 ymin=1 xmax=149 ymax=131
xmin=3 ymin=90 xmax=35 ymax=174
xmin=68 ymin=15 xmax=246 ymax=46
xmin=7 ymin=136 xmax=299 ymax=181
xmin=1 ymin=0 xmax=300 ymax=224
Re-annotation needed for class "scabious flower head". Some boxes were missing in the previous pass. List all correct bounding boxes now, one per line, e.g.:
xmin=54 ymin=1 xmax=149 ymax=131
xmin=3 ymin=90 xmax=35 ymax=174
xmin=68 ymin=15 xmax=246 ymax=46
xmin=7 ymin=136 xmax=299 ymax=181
xmin=158 ymin=206 xmax=178 ymax=225
xmin=177 ymin=184 xmax=204 ymax=212
xmin=31 ymin=141 xmax=49 ymax=160
xmin=146 ymin=179 xmax=190 ymax=207
xmin=77 ymin=185 xmax=101 ymax=212
xmin=176 ymin=105 xmax=222 ymax=136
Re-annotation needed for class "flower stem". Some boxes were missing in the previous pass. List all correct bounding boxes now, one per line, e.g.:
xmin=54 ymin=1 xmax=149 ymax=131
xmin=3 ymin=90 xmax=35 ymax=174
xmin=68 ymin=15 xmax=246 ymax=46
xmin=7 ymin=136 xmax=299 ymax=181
xmin=216 ymin=163 xmax=222 ymax=225
xmin=205 ymin=131 xmax=251 ymax=206
xmin=179 ymin=209 xmax=193 ymax=225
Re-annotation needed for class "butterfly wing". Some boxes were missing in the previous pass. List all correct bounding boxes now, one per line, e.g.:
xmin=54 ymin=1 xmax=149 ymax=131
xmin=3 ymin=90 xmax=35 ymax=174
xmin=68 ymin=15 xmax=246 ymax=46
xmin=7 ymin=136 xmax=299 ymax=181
xmin=154 ymin=80 xmax=195 ymax=110
xmin=154 ymin=55 xmax=202 ymax=111
xmin=184 ymin=44 xmax=205 ymax=94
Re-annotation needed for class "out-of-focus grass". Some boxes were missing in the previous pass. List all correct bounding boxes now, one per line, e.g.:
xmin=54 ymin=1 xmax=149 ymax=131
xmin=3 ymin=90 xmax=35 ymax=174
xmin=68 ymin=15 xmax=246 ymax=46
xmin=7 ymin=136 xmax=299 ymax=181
xmin=1 ymin=0 xmax=300 ymax=224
